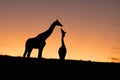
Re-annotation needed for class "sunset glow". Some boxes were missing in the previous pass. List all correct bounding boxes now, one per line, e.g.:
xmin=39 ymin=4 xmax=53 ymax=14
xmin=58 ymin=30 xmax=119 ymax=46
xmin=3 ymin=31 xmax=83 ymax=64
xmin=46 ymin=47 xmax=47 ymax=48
xmin=0 ymin=0 xmax=120 ymax=62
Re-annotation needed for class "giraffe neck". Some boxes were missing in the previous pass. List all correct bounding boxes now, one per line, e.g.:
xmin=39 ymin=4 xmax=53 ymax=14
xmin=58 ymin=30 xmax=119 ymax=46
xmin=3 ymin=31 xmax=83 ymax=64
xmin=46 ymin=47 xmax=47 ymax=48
xmin=62 ymin=36 xmax=65 ymax=47
xmin=36 ymin=23 xmax=56 ymax=40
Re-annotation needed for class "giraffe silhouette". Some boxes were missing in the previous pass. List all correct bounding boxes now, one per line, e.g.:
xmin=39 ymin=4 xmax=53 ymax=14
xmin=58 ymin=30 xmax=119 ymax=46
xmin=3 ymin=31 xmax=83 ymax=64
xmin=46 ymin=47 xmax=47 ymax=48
xmin=23 ymin=19 xmax=63 ymax=59
xmin=58 ymin=29 xmax=67 ymax=60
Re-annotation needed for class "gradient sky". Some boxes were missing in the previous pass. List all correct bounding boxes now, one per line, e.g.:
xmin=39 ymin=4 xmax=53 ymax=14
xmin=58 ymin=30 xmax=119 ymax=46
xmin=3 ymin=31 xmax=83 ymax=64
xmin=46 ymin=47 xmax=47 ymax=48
xmin=0 ymin=0 xmax=120 ymax=62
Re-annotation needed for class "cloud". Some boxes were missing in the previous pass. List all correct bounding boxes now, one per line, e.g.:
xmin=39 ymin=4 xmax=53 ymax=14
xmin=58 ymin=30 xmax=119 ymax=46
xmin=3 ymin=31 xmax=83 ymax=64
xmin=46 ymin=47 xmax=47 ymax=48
xmin=111 ymin=57 xmax=120 ymax=62
xmin=112 ymin=47 xmax=120 ymax=50
xmin=108 ymin=21 xmax=120 ymax=28
xmin=112 ymin=47 xmax=120 ymax=54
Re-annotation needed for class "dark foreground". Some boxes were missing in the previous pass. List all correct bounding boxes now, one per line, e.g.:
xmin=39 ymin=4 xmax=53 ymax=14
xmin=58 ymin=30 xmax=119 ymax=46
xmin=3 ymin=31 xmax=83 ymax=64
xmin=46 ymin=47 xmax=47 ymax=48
xmin=0 ymin=55 xmax=120 ymax=79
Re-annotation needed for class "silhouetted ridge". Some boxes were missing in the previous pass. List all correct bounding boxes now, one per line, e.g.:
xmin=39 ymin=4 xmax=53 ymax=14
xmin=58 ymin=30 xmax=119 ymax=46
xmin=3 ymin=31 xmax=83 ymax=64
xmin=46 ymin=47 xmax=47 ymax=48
xmin=0 ymin=55 xmax=120 ymax=79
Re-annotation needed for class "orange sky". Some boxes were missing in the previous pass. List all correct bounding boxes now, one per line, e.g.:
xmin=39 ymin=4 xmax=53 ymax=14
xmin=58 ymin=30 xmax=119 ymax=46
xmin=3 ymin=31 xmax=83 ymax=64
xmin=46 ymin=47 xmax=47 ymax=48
xmin=0 ymin=0 xmax=120 ymax=62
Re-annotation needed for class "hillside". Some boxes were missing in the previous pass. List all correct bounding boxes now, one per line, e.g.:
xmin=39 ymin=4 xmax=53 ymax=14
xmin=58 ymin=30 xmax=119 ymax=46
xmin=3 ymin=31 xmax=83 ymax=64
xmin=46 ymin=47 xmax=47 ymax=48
xmin=0 ymin=55 xmax=120 ymax=79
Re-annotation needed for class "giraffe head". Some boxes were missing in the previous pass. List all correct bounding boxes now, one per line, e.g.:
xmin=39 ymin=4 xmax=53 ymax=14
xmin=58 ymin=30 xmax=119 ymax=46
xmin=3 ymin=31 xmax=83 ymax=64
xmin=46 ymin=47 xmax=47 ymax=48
xmin=61 ymin=29 xmax=66 ymax=37
xmin=54 ymin=19 xmax=63 ymax=27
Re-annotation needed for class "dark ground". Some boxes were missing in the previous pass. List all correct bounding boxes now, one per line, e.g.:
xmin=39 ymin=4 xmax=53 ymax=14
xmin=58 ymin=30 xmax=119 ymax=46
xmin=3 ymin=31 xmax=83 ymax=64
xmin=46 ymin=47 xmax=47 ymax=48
xmin=0 ymin=55 xmax=120 ymax=79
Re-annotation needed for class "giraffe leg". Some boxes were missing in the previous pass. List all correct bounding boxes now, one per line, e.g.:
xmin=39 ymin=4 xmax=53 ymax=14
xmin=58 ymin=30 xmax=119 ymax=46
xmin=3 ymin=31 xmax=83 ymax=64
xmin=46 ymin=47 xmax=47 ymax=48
xmin=38 ymin=48 xmax=42 ymax=59
xmin=27 ymin=48 xmax=33 ymax=58
xmin=38 ymin=43 xmax=46 ymax=59
xmin=23 ymin=47 xmax=27 ymax=57
xmin=60 ymin=53 xmax=66 ymax=60
xmin=63 ymin=55 xmax=65 ymax=60
xmin=61 ymin=55 xmax=64 ymax=60
xmin=63 ymin=53 xmax=66 ymax=60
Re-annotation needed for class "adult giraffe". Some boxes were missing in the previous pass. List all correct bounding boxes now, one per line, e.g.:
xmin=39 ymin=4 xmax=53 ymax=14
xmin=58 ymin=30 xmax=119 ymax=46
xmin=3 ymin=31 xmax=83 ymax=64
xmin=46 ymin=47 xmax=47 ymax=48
xmin=23 ymin=19 xmax=63 ymax=59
